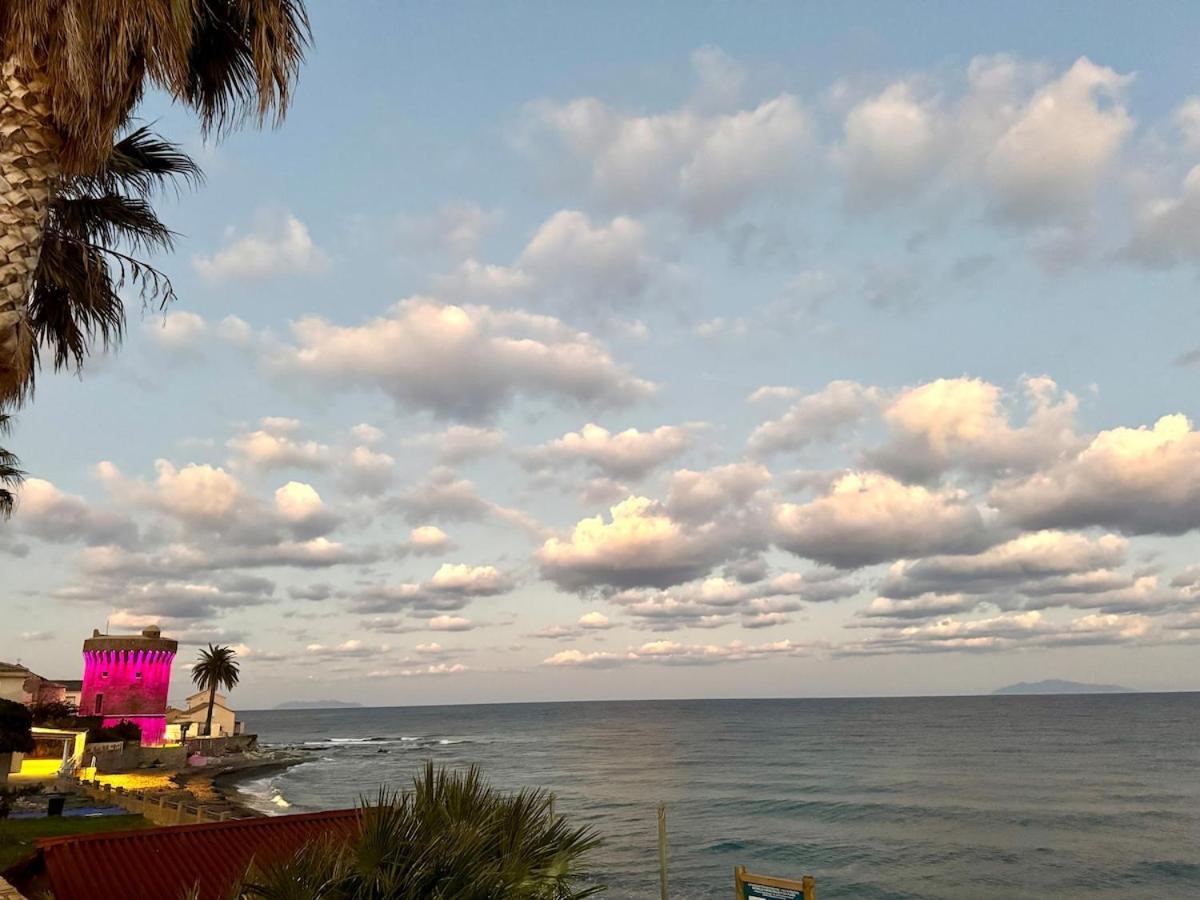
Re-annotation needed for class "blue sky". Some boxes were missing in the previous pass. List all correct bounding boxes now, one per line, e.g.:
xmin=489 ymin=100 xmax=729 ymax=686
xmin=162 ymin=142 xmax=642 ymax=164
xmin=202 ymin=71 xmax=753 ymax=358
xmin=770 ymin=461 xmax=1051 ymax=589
xmin=5 ymin=2 xmax=1200 ymax=707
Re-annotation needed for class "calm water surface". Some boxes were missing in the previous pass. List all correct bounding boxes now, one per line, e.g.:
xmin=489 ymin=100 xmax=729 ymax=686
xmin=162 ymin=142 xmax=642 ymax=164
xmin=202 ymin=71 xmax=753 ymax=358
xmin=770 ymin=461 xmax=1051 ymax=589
xmin=238 ymin=695 xmax=1200 ymax=898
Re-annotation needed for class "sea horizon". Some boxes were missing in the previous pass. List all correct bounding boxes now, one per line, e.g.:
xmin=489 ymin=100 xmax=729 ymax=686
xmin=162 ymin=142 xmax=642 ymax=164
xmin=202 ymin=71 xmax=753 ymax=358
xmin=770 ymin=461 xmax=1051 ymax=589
xmin=241 ymin=687 xmax=1198 ymax=712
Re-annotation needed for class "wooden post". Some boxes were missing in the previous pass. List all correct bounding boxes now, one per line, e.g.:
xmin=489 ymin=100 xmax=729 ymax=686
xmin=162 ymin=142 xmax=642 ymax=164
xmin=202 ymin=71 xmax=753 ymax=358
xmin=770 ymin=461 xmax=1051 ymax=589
xmin=734 ymin=865 xmax=745 ymax=900
xmin=657 ymin=802 xmax=669 ymax=900
xmin=803 ymin=874 xmax=816 ymax=900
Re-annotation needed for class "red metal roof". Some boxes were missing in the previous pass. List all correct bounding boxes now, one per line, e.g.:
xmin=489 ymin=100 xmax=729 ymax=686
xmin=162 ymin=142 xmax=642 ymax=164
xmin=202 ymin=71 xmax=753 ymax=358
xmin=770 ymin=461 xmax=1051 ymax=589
xmin=11 ymin=808 xmax=361 ymax=900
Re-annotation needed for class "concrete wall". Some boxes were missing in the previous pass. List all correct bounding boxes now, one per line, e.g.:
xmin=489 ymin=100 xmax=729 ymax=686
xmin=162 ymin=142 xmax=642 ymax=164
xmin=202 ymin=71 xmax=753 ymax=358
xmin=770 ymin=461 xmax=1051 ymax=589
xmin=183 ymin=734 xmax=257 ymax=756
xmin=86 ymin=741 xmax=188 ymax=773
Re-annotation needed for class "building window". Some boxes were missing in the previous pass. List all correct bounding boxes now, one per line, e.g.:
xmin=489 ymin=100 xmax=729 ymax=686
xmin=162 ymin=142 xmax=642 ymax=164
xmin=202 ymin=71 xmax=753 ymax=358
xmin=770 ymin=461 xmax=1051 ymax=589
xmin=94 ymin=693 xmax=104 ymax=715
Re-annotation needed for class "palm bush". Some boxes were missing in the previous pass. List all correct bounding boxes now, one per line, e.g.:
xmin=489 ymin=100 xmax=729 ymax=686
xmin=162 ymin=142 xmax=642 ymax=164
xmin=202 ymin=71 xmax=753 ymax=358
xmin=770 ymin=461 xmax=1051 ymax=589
xmin=235 ymin=763 xmax=605 ymax=899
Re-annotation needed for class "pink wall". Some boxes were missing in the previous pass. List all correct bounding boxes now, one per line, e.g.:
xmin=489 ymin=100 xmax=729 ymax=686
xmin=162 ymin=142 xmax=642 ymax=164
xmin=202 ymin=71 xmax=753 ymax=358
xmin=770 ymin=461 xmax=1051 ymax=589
xmin=80 ymin=649 xmax=175 ymax=743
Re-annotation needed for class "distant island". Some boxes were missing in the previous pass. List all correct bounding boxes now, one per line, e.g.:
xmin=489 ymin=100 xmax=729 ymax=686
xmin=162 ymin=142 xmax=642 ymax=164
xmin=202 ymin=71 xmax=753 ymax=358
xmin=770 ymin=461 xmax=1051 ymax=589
xmin=274 ymin=699 xmax=363 ymax=709
xmin=992 ymin=679 xmax=1134 ymax=695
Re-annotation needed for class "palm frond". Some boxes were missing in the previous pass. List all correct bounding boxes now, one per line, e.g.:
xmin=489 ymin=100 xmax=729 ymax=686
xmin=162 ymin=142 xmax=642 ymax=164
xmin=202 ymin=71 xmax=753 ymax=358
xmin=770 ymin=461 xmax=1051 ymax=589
xmin=185 ymin=0 xmax=311 ymax=135
xmin=77 ymin=125 xmax=205 ymax=199
xmin=26 ymin=128 xmax=197 ymax=383
xmin=0 ymin=413 xmax=24 ymax=520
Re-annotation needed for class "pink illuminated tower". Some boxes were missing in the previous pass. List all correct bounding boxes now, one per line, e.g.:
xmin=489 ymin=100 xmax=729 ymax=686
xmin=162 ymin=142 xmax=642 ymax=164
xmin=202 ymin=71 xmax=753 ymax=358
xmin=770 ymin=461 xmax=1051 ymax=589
xmin=80 ymin=626 xmax=177 ymax=745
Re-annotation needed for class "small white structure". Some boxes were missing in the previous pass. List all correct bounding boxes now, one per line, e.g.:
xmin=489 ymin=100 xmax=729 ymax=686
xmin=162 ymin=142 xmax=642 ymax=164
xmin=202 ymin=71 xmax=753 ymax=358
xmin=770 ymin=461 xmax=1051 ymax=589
xmin=167 ymin=690 xmax=241 ymax=737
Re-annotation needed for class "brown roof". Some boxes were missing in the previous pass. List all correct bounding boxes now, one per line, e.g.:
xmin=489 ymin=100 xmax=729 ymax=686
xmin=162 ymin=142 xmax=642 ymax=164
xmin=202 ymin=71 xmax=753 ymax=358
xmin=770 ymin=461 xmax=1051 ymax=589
xmin=6 ymin=808 xmax=361 ymax=900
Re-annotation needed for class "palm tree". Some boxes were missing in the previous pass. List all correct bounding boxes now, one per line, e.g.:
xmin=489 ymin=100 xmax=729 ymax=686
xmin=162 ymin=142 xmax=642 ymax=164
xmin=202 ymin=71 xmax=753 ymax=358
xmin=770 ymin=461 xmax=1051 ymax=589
xmin=0 ymin=0 xmax=310 ymax=404
xmin=0 ymin=128 xmax=196 ymax=517
xmin=191 ymin=644 xmax=240 ymax=737
xmin=30 ymin=125 xmax=202 ymax=392
xmin=0 ymin=412 xmax=21 ymax=518
xmin=237 ymin=763 xmax=605 ymax=899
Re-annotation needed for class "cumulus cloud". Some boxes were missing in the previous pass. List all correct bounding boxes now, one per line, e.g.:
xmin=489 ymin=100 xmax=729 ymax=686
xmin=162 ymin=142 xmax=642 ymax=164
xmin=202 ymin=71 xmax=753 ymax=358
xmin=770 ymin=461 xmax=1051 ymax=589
xmin=983 ymin=58 xmax=1133 ymax=224
xmin=775 ymin=471 xmax=994 ymax=568
xmin=413 ymin=426 xmax=505 ymax=464
xmin=1124 ymin=164 xmax=1200 ymax=267
xmin=268 ymin=298 xmax=655 ymax=420
xmin=990 ymin=414 xmax=1200 ymax=535
xmin=609 ymin=569 xmax=858 ymax=631
xmin=398 ymin=467 xmax=546 ymax=539
xmin=836 ymin=81 xmax=942 ymax=210
xmin=11 ymin=478 xmax=137 ymax=546
xmin=438 ymin=211 xmax=670 ymax=317
xmin=429 ymin=615 xmax=475 ymax=632
xmin=524 ymin=422 xmax=698 ymax=480
xmin=543 ymin=637 xmax=808 ymax=667
xmin=396 ymin=202 xmax=502 ymax=262
xmin=227 ymin=418 xmax=332 ymax=471
xmin=877 ymin=530 xmax=1127 ymax=600
xmin=349 ymin=563 xmax=514 ymax=614
xmin=838 ymin=609 xmax=1154 ymax=656
xmin=831 ymin=56 xmax=1132 ymax=229
xmin=747 ymin=381 xmax=882 ymax=456
xmin=525 ymin=63 xmax=812 ymax=224
xmin=338 ymin=445 xmax=396 ymax=495
xmin=144 ymin=311 xmax=208 ymax=350
xmin=539 ymin=495 xmax=753 ymax=591
xmin=194 ymin=214 xmax=329 ymax=281
xmin=866 ymin=376 xmax=1080 ymax=482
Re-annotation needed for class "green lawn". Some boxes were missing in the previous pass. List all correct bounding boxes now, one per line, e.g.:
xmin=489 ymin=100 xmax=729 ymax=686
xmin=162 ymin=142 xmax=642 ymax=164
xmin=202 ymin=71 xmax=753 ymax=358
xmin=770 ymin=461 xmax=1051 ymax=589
xmin=0 ymin=814 xmax=152 ymax=870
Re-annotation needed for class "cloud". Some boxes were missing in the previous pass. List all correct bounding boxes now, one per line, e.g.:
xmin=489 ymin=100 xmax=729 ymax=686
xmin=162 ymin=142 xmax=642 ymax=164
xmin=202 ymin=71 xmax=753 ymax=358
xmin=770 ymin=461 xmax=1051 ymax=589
xmin=405 ymin=525 xmax=450 ymax=555
xmin=525 ymin=69 xmax=812 ymax=223
xmin=865 ymin=376 xmax=1080 ymax=482
xmin=397 ymin=467 xmax=546 ymax=539
xmin=578 ymin=611 xmax=613 ymax=630
xmin=11 ymin=478 xmax=137 ymax=546
xmin=438 ymin=211 xmax=670 ymax=318
xmin=775 ymin=471 xmax=994 ymax=568
xmin=144 ymin=311 xmax=208 ymax=350
xmin=428 ymin=615 xmax=475 ymax=632
xmin=538 ymin=495 xmax=741 ymax=591
xmin=609 ymin=569 xmax=858 ymax=631
xmin=877 ymin=530 xmax=1127 ymax=600
xmin=836 ymin=81 xmax=942 ymax=210
xmin=542 ymin=649 xmax=624 ymax=668
xmin=1124 ymin=164 xmax=1200 ymax=267
xmin=349 ymin=563 xmax=514 ymax=614
xmin=194 ymin=214 xmax=328 ymax=281
xmin=339 ymin=445 xmax=396 ymax=495
xmin=524 ymin=422 xmax=698 ymax=479
xmin=413 ymin=426 xmax=505 ymax=463
xmin=831 ymin=56 xmax=1132 ymax=229
xmin=395 ymin=202 xmax=502 ymax=261
xmin=747 ymin=381 xmax=882 ymax=456
xmin=990 ymin=414 xmax=1200 ymax=535
xmin=268 ymin=298 xmax=655 ymax=420
xmin=983 ymin=58 xmax=1133 ymax=224
xmin=306 ymin=639 xmax=391 ymax=659
xmin=837 ymin=609 xmax=1155 ymax=656
xmin=542 ymin=637 xmax=808 ymax=667
xmin=227 ymin=418 xmax=332 ymax=471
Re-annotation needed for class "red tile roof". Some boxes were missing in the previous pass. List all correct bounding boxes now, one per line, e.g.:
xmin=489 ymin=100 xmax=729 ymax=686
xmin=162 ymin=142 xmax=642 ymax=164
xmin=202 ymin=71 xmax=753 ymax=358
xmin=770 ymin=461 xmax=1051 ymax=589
xmin=8 ymin=809 xmax=361 ymax=900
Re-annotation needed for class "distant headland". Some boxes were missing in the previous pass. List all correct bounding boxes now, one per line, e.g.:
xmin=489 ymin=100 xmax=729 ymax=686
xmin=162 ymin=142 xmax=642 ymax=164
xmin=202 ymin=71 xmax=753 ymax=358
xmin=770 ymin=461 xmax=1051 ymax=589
xmin=992 ymin=679 xmax=1134 ymax=695
xmin=273 ymin=699 xmax=364 ymax=709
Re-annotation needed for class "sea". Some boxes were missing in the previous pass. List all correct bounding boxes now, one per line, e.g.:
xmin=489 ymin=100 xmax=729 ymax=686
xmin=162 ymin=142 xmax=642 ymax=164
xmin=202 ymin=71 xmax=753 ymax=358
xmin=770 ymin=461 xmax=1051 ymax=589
xmin=236 ymin=694 xmax=1200 ymax=899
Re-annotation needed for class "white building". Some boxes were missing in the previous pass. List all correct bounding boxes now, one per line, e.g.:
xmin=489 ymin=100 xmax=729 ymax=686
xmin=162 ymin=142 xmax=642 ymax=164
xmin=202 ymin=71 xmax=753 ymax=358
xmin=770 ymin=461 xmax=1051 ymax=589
xmin=166 ymin=690 xmax=242 ymax=738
